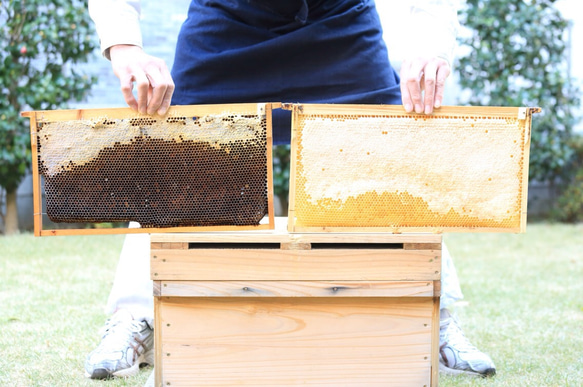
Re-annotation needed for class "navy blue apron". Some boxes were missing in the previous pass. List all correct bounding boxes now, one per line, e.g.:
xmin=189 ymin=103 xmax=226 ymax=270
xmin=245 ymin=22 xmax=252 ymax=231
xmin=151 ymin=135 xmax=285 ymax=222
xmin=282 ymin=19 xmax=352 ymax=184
xmin=171 ymin=0 xmax=401 ymax=144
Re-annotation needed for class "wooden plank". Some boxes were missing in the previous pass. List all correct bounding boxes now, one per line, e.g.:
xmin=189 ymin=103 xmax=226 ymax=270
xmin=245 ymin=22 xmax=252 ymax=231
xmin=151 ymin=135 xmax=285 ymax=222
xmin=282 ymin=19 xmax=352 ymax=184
xmin=27 ymin=112 xmax=43 ymax=236
xmin=282 ymin=103 xmax=540 ymax=119
xmin=21 ymin=102 xmax=272 ymax=122
xmin=431 ymin=297 xmax=440 ymax=387
xmin=520 ymin=109 xmax=534 ymax=232
xmin=290 ymin=225 xmax=522 ymax=234
xmin=151 ymin=242 xmax=188 ymax=250
xmin=38 ymin=223 xmax=272 ymax=236
xmin=287 ymin=104 xmax=300 ymax=233
xmin=157 ymin=280 xmax=436 ymax=298
xmin=153 ymin=281 xmax=162 ymax=297
xmin=157 ymin=297 xmax=433 ymax=386
xmin=153 ymin=231 xmax=441 ymax=244
xmin=280 ymin=241 xmax=312 ymax=250
xmin=265 ymin=103 xmax=276 ymax=228
xmin=404 ymin=243 xmax=442 ymax=250
xmin=151 ymin=248 xmax=441 ymax=281
xmin=433 ymin=280 xmax=441 ymax=297
xmin=150 ymin=219 xmax=442 ymax=245
xmin=154 ymin=297 xmax=163 ymax=387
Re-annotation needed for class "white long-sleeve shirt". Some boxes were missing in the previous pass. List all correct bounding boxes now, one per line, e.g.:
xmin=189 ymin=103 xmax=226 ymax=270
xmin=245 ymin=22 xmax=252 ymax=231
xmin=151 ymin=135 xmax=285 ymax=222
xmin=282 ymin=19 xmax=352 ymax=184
xmin=88 ymin=0 xmax=460 ymax=64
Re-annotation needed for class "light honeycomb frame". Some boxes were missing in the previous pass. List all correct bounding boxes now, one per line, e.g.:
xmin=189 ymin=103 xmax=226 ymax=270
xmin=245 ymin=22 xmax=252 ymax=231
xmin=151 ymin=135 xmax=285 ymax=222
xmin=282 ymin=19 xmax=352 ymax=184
xmin=285 ymin=103 xmax=540 ymax=233
xmin=22 ymin=103 xmax=276 ymax=236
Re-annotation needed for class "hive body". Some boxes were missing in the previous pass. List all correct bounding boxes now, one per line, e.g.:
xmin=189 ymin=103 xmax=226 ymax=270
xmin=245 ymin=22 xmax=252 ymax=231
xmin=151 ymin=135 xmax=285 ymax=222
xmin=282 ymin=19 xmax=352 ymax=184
xmin=151 ymin=219 xmax=442 ymax=386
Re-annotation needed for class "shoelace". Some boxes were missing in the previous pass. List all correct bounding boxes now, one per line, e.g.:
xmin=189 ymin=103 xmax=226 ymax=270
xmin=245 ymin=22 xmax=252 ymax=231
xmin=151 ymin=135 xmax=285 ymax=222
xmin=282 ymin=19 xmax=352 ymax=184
xmin=100 ymin=318 xmax=149 ymax=364
xmin=441 ymin=317 xmax=478 ymax=353
xmin=98 ymin=317 xmax=147 ymax=353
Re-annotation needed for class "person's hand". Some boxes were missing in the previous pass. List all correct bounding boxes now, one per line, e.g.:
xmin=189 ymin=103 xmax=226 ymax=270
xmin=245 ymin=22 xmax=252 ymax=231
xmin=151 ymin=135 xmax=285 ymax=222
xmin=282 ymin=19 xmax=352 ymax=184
xmin=400 ymin=56 xmax=451 ymax=115
xmin=109 ymin=45 xmax=175 ymax=116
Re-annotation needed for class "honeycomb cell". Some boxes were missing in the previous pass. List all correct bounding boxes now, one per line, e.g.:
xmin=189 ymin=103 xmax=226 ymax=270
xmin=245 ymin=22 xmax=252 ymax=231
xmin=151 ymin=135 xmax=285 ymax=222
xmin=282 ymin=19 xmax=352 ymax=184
xmin=37 ymin=111 xmax=269 ymax=227
xmin=290 ymin=107 xmax=532 ymax=231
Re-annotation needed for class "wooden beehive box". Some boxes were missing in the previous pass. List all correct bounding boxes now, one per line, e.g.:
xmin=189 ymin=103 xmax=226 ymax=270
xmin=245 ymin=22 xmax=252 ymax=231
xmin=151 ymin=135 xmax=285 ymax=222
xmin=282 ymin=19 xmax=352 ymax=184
xmin=151 ymin=218 xmax=442 ymax=386
xmin=285 ymin=104 xmax=540 ymax=233
xmin=21 ymin=103 xmax=276 ymax=236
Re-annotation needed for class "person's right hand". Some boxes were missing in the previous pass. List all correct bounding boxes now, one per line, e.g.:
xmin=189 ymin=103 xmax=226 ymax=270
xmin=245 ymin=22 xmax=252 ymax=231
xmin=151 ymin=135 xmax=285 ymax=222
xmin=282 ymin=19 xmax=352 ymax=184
xmin=109 ymin=45 xmax=175 ymax=116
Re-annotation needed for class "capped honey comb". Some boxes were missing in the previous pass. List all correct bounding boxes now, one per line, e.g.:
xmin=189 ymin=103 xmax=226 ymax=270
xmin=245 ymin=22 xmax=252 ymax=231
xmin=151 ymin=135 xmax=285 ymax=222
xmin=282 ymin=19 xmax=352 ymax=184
xmin=286 ymin=104 xmax=539 ymax=233
xmin=22 ymin=104 xmax=275 ymax=235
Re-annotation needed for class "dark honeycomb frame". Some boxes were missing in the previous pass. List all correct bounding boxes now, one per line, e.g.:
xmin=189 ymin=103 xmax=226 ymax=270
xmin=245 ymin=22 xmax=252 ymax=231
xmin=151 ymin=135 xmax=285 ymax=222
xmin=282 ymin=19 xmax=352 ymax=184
xmin=22 ymin=103 xmax=276 ymax=236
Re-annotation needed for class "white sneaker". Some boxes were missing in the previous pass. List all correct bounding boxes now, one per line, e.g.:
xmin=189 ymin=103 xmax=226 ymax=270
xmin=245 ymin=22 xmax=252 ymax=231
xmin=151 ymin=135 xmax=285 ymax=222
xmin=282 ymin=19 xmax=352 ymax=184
xmin=85 ymin=310 xmax=154 ymax=379
xmin=439 ymin=309 xmax=496 ymax=377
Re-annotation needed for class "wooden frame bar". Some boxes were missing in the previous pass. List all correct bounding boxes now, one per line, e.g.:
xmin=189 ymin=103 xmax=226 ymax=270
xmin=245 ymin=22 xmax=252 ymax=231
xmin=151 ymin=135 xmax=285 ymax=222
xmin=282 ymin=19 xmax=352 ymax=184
xmin=154 ymin=280 xmax=438 ymax=298
xmin=283 ymin=103 xmax=539 ymax=118
xmin=27 ymin=112 xmax=43 ymax=237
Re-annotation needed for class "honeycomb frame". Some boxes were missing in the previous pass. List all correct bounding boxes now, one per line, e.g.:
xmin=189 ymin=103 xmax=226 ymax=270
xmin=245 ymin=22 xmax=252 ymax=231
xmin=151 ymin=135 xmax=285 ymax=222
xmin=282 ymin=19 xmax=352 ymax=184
xmin=21 ymin=103 xmax=276 ymax=236
xmin=285 ymin=103 xmax=540 ymax=233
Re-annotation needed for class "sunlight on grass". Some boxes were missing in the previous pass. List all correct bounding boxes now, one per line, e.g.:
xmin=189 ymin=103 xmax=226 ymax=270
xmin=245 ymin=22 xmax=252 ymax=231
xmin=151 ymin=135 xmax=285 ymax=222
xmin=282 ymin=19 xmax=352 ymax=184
xmin=0 ymin=234 xmax=150 ymax=386
xmin=441 ymin=223 xmax=583 ymax=387
xmin=1 ymin=223 xmax=581 ymax=386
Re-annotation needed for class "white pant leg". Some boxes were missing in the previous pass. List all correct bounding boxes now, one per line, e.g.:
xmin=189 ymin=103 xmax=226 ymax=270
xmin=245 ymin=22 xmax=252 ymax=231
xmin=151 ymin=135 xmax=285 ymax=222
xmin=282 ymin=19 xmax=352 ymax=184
xmin=440 ymin=241 xmax=463 ymax=310
xmin=105 ymin=223 xmax=153 ymax=323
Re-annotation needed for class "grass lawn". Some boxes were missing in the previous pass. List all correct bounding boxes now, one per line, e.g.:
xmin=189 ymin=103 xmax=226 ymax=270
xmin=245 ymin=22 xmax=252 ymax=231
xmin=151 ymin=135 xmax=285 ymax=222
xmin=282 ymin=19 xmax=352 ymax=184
xmin=0 ymin=223 xmax=582 ymax=386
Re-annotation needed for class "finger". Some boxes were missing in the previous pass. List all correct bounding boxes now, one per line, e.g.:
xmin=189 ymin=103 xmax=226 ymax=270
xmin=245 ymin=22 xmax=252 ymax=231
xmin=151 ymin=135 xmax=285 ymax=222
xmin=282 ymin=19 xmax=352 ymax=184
xmin=158 ymin=79 xmax=175 ymax=116
xmin=118 ymin=73 xmax=138 ymax=111
xmin=399 ymin=62 xmax=414 ymax=113
xmin=144 ymin=66 xmax=168 ymax=115
xmin=422 ymin=60 xmax=438 ymax=114
xmin=433 ymin=62 xmax=451 ymax=110
xmin=133 ymin=70 xmax=150 ymax=115
xmin=147 ymin=82 xmax=154 ymax=110
xmin=154 ymin=63 xmax=175 ymax=115
xmin=404 ymin=58 xmax=428 ymax=114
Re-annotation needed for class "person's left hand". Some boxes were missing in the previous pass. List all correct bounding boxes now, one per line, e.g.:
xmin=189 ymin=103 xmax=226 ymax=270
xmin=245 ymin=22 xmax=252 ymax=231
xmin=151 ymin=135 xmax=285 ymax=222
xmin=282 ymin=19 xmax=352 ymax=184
xmin=400 ymin=56 xmax=451 ymax=114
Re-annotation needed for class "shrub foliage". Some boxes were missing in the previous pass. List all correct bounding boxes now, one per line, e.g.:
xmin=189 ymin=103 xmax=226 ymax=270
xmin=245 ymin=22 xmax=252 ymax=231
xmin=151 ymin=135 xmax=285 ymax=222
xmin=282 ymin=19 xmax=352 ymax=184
xmin=0 ymin=0 xmax=97 ymax=232
xmin=456 ymin=0 xmax=580 ymax=183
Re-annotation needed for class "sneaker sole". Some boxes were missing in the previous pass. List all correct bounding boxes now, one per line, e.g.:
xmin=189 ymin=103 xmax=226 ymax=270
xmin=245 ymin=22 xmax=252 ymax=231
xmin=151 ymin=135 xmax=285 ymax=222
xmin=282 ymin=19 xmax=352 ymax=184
xmin=85 ymin=348 xmax=155 ymax=379
xmin=439 ymin=362 xmax=496 ymax=378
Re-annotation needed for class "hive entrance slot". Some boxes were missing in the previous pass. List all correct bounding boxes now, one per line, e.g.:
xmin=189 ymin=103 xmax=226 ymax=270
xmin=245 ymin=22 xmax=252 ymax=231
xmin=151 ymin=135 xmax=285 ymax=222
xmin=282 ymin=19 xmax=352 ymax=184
xmin=310 ymin=243 xmax=404 ymax=250
xmin=188 ymin=242 xmax=281 ymax=250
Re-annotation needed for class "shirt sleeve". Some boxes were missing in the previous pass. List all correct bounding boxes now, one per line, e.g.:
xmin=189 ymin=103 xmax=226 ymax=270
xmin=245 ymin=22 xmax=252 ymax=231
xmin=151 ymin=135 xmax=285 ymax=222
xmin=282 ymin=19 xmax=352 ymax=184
xmin=88 ymin=0 xmax=143 ymax=59
xmin=407 ymin=0 xmax=461 ymax=66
